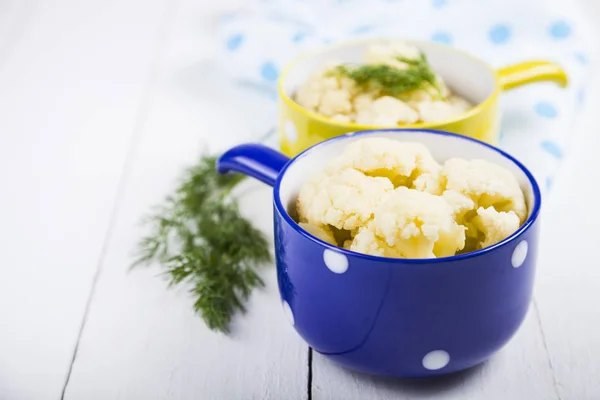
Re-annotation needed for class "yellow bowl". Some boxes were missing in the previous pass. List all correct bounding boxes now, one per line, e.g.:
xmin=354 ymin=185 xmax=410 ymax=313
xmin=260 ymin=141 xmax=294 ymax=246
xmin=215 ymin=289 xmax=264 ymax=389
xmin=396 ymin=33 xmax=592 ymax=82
xmin=277 ymin=39 xmax=568 ymax=157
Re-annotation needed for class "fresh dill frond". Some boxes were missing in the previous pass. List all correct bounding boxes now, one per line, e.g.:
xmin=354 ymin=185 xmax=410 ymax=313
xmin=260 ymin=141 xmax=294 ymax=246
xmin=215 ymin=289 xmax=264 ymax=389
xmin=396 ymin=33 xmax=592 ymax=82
xmin=133 ymin=155 xmax=272 ymax=333
xmin=332 ymin=54 xmax=445 ymax=99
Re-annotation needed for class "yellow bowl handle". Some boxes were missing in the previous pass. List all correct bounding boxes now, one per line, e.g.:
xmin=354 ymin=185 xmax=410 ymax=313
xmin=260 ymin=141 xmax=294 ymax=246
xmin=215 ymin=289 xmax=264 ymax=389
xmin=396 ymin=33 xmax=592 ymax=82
xmin=496 ymin=60 xmax=568 ymax=91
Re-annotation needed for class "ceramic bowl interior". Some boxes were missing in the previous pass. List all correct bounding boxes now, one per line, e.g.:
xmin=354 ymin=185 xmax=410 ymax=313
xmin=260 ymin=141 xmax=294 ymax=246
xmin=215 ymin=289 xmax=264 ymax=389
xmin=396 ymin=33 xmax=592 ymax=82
xmin=279 ymin=130 xmax=537 ymax=253
xmin=280 ymin=40 xmax=496 ymax=116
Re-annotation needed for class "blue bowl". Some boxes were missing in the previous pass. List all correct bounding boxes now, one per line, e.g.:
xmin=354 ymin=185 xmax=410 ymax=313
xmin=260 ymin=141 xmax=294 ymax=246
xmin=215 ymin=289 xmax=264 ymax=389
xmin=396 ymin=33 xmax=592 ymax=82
xmin=217 ymin=129 xmax=541 ymax=378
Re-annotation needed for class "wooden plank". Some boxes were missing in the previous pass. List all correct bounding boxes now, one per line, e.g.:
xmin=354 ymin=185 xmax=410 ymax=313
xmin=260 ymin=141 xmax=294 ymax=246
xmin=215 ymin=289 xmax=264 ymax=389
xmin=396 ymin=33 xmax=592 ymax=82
xmin=312 ymin=307 xmax=558 ymax=400
xmin=533 ymin=69 xmax=600 ymax=400
xmin=62 ymin=1 xmax=308 ymax=398
xmin=0 ymin=0 xmax=170 ymax=398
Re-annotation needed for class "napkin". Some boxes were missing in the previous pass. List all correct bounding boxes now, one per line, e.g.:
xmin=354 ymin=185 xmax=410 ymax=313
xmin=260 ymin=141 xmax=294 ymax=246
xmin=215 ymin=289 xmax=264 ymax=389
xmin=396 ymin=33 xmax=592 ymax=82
xmin=213 ymin=0 xmax=597 ymax=192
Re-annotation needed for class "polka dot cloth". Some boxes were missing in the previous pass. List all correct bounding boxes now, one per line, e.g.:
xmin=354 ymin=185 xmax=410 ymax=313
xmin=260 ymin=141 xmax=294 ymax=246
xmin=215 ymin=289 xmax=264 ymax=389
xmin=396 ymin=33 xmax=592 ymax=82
xmin=216 ymin=0 xmax=596 ymax=195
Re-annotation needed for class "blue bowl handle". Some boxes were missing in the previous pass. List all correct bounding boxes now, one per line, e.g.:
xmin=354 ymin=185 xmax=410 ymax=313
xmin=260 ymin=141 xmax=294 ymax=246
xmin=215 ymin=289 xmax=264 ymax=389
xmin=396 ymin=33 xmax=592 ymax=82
xmin=216 ymin=144 xmax=290 ymax=187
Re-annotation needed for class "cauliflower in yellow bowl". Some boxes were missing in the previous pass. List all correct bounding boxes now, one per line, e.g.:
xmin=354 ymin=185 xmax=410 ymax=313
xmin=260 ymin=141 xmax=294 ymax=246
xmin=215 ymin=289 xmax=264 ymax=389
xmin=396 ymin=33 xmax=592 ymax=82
xmin=294 ymin=41 xmax=473 ymax=126
xmin=296 ymin=137 xmax=527 ymax=258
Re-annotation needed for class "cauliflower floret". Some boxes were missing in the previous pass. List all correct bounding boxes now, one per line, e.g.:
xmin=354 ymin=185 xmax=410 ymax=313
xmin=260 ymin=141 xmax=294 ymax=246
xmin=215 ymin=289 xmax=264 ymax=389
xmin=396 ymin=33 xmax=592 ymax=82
xmin=295 ymin=80 xmax=323 ymax=111
xmin=299 ymin=222 xmax=337 ymax=245
xmin=353 ymin=93 xmax=376 ymax=113
xmin=350 ymin=225 xmax=404 ymax=257
xmin=318 ymin=89 xmax=352 ymax=117
xmin=339 ymin=76 xmax=359 ymax=96
xmin=364 ymin=41 xmax=421 ymax=70
xmin=331 ymin=114 xmax=352 ymax=123
xmin=326 ymin=138 xmax=442 ymax=193
xmin=294 ymin=70 xmax=356 ymax=116
xmin=416 ymin=100 xmax=462 ymax=122
xmin=355 ymin=110 xmax=376 ymax=125
xmin=296 ymin=168 xmax=394 ymax=231
xmin=321 ymin=76 xmax=339 ymax=90
xmin=441 ymin=158 xmax=527 ymax=222
xmin=355 ymin=187 xmax=465 ymax=258
xmin=442 ymin=190 xmax=476 ymax=225
xmin=472 ymin=206 xmax=520 ymax=248
xmin=372 ymin=116 xmax=400 ymax=127
xmin=449 ymin=95 xmax=472 ymax=114
xmin=371 ymin=96 xmax=419 ymax=124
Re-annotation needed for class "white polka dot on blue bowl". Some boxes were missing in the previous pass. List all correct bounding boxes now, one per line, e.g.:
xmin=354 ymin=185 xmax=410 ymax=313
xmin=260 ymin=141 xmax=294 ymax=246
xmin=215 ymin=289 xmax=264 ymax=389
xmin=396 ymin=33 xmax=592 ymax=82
xmin=422 ymin=350 xmax=450 ymax=370
xmin=489 ymin=24 xmax=511 ymax=44
xmin=284 ymin=120 xmax=298 ymax=143
xmin=512 ymin=240 xmax=528 ymax=268
xmin=323 ymin=249 xmax=349 ymax=274
xmin=282 ymin=300 xmax=295 ymax=326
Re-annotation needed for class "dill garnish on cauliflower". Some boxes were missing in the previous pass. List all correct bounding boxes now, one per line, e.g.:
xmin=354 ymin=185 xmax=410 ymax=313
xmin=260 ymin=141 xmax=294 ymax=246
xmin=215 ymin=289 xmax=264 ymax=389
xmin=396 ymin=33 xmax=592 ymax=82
xmin=296 ymin=137 xmax=527 ymax=259
xmin=293 ymin=41 xmax=472 ymax=126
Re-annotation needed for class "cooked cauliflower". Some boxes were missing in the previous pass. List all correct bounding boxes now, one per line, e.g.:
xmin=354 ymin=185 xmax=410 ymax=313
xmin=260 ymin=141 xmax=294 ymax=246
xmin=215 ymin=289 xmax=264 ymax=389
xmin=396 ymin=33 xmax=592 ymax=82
xmin=364 ymin=41 xmax=421 ymax=70
xmin=351 ymin=188 xmax=465 ymax=258
xmin=372 ymin=96 xmax=420 ymax=124
xmin=416 ymin=100 xmax=461 ymax=122
xmin=292 ymin=41 xmax=472 ymax=125
xmin=296 ymin=168 xmax=394 ymax=231
xmin=295 ymin=138 xmax=527 ymax=259
xmin=318 ymin=89 xmax=352 ymax=117
xmin=472 ymin=206 xmax=521 ymax=248
xmin=441 ymin=158 xmax=527 ymax=222
xmin=326 ymin=137 xmax=442 ymax=193
xmin=298 ymin=222 xmax=337 ymax=245
xmin=442 ymin=190 xmax=476 ymax=225
xmin=353 ymin=93 xmax=376 ymax=112
xmin=351 ymin=225 xmax=404 ymax=258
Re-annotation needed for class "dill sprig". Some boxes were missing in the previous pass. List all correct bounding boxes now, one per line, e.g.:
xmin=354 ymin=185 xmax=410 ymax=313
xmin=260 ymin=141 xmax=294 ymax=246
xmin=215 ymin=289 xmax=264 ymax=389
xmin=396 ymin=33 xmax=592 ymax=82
xmin=133 ymin=155 xmax=272 ymax=333
xmin=332 ymin=54 xmax=444 ymax=99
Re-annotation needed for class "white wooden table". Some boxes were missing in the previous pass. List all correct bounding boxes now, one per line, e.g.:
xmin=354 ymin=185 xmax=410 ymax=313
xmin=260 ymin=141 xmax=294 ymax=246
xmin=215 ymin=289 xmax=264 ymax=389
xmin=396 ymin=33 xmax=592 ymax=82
xmin=1 ymin=1 xmax=600 ymax=399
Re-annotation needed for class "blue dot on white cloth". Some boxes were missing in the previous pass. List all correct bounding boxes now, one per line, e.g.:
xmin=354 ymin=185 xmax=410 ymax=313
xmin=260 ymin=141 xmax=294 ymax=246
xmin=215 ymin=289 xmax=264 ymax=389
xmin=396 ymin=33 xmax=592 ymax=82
xmin=540 ymin=140 xmax=563 ymax=159
xmin=549 ymin=20 xmax=572 ymax=39
xmin=546 ymin=177 xmax=553 ymax=191
xmin=489 ymin=24 xmax=511 ymax=44
xmin=226 ymin=33 xmax=244 ymax=51
xmin=577 ymin=88 xmax=585 ymax=104
xmin=292 ymin=31 xmax=307 ymax=43
xmin=534 ymin=101 xmax=558 ymax=118
xmin=575 ymin=52 xmax=589 ymax=64
xmin=260 ymin=62 xmax=279 ymax=82
xmin=432 ymin=0 xmax=447 ymax=8
xmin=431 ymin=31 xmax=453 ymax=44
